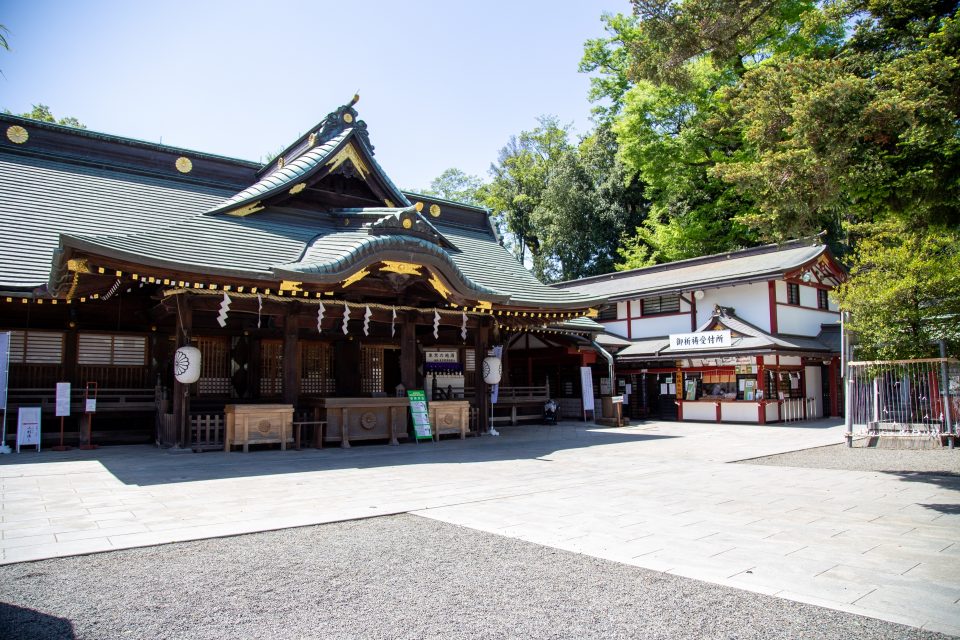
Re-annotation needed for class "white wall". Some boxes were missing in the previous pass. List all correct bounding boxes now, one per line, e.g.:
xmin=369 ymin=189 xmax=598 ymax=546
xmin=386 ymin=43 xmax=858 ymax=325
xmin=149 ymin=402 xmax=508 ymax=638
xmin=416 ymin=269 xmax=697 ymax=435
xmin=631 ymin=314 xmax=692 ymax=338
xmin=600 ymin=320 xmax=629 ymax=338
xmin=695 ymin=281 xmax=771 ymax=332
xmin=778 ymin=307 xmax=840 ymax=336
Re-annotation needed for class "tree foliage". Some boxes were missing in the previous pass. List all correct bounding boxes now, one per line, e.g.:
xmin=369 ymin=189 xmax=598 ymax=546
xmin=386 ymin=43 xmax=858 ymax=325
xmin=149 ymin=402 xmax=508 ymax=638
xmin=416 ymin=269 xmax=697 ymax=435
xmin=584 ymin=0 xmax=960 ymax=356
xmin=11 ymin=104 xmax=86 ymax=129
xmin=420 ymin=168 xmax=485 ymax=208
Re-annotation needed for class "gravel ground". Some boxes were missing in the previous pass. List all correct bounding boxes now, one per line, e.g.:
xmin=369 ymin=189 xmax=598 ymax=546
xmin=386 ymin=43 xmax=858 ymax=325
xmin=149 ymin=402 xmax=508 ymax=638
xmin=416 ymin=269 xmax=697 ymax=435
xmin=737 ymin=442 xmax=960 ymax=475
xmin=0 ymin=514 xmax=951 ymax=640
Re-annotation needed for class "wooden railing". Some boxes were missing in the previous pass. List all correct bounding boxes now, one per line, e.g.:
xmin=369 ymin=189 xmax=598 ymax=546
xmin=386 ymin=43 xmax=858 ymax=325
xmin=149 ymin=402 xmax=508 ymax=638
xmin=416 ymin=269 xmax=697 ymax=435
xmin=6 ymin=387 xmax=157 ymax=415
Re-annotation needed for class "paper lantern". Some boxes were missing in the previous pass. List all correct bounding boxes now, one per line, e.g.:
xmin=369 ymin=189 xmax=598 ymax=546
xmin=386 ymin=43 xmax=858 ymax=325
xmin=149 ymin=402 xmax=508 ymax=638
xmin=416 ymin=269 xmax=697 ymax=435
xmin=482 ymin=356 xmax=502 ymax=385
xmin=174 ymin=346 xmax=202 ymax=384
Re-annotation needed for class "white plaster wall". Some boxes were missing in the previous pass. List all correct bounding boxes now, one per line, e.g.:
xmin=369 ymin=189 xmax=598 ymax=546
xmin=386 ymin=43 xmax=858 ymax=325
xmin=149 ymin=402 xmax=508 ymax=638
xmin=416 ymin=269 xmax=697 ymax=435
xmin=683 ymin=402 xmax=716 ymax=422
xmin=766 ymin=402 xmax=780 ymax=421
xmin=721 ymin=402 xmax=759 ymax=422
xmin=695 ymin=281 xmax=771 ymax=332
xmin=778 ymin=307 xmax=840 ymax=336
xmin=616 ymin=301 xmax=629 ymax=320
xmin=631 ymin=315 xmax=691 ymax=339
xmin=799 ymin=285 xmax=819 ymax=308
xmin=600 ymin=320 xmax=629 ymax=338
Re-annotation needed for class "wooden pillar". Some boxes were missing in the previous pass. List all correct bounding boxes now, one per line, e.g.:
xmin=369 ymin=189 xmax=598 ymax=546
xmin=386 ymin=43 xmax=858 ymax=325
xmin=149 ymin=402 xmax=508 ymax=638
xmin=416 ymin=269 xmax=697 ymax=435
xmin=172 ymin=293 xmax=192 ymax=448
xmin=829 ymin=356 xmax=840 ymax=417
xmin=282 ymin=310 xmax=299 ymax=406
xmin=400 ymin=312 xmax=418 ymax=391
xmin=473 ymin=320 xmax=490 ymax=434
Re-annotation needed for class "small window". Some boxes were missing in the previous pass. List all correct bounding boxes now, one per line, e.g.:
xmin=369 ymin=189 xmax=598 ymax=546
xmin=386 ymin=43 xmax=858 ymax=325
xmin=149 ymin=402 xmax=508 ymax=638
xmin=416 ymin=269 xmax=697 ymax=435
xmin=817 ymin=289 xmax=829 ymax=310
xmin=8 ymin=331 xmax=65 ymax=364
xmin=597 ymin=305 xmax=618 ymax=322
xmin=787 ymin=283 xmax=800 ymax=305
xmin=641 ymin=294 xmax=680 ymax=315
xmin=78 ymin=334 xmax=146 ymax=365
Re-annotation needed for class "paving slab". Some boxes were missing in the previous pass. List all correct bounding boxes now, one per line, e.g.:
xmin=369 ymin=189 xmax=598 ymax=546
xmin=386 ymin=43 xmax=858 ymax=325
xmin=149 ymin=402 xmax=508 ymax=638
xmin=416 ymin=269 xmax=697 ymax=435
xmin=1 ymin=418 xmax=958 ymax=634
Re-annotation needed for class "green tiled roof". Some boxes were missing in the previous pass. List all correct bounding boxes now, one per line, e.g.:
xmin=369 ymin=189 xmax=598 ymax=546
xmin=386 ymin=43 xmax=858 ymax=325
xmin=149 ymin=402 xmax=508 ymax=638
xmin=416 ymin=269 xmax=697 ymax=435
xmin=0 ymin=152 xmax=231 ymax=290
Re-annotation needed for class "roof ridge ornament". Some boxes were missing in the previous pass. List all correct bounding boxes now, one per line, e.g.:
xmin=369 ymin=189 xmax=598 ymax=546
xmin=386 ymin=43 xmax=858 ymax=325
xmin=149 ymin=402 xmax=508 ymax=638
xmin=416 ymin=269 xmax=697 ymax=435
xmin=316 ymin=94 xmax=373 ymax=155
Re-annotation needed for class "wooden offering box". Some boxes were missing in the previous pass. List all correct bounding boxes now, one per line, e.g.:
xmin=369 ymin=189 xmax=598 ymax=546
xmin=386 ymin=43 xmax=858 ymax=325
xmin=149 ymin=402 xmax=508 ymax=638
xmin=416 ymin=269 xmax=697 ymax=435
xmin=320 ymin=397 xmax=409 ymax=447
xmin=224 ymin=404 xmax=294 ymax=452
xmin=428 ymin=400 xmax=470 ymax=440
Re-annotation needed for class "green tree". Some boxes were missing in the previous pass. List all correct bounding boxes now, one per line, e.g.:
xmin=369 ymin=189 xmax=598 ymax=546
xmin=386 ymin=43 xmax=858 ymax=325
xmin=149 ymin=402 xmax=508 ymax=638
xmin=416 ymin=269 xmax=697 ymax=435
xmin=585 ymin=0 xmax=960 ymax=356
xmin=420 ymin=168 xmax=485 ymax=207
xmin=483 ymin=116 xmax=572 ymax=270
xmin=12 ymin=104 xmax=86 ymax=129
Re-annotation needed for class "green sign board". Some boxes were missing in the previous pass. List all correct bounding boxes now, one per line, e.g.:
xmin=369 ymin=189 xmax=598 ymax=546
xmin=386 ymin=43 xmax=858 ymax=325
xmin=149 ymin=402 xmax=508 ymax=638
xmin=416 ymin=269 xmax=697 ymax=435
xmin=407 ymin=390 xmax=433 ymax=441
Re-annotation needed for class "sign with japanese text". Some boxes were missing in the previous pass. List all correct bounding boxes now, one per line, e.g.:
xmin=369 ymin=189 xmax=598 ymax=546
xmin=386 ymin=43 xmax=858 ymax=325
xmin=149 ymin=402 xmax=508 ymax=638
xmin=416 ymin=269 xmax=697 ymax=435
xmin=407 ymin=390 xmax=433 ymax=441
xmin=424 ymin=350 xmax=458 ymax=363
xmin=668 ymin=330 xmax=731 ymax=350
xmin=17 ymin=407 xmax=41 ymax=452
xmin=56 ymin=382 xmax=71 ymax=417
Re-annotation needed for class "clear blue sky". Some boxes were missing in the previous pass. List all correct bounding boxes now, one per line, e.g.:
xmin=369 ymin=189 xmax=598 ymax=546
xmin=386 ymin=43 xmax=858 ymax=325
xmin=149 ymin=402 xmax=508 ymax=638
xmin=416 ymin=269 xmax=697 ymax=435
xmin=1 ymin=1 xmax=629 ymax=190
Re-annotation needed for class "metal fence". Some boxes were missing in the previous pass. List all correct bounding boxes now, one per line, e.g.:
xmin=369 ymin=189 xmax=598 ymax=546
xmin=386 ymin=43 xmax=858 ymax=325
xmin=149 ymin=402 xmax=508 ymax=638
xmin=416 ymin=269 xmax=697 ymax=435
xmin=846 ymin=358 xmax=959 ymax=442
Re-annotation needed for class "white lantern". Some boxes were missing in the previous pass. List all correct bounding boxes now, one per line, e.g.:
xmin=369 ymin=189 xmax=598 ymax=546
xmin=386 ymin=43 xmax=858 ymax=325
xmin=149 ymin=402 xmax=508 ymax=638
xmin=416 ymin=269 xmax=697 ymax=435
xmin=174 ymin=346 xmax=202 ymax=384
xmin=482 ymin=356 xmax=502 ymax=385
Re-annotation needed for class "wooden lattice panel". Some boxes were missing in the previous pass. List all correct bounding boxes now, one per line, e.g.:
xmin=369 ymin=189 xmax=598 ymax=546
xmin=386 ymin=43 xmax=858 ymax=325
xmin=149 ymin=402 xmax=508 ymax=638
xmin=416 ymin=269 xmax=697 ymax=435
xmin=196 ymin=336 xmax=231 ymax=396
xmin=260 ymin=339 xmax=283 ymax=397
xmin=360 ymin=345 xmax=384 ymax=395
xmin=300 ymin=341 xmax=335 ymax=395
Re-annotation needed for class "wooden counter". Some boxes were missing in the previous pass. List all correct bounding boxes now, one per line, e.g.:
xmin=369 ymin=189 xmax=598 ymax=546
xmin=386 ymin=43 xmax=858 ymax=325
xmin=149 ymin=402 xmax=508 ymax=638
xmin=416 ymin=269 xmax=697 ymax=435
xmin=224 ymin=404 xmax=294 ymax=452
xmin=319 ymin=397 xmax=409 ymax=447
xmin=428 ymin=400 xmax=470 ymax=440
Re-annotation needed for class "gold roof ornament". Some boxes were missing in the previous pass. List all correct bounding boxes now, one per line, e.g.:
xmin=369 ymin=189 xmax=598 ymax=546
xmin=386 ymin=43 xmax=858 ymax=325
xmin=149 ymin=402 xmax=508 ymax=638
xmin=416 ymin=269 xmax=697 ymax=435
xmin=402 ymin=218 xmax=413 ymax=229
xmin=429 ymin=204 xmax=441 ymax=217
xmin=380 ymin=261 xmax=421 ymax=276
xmin=6 ymin=125 xmax=28 ymax=144
xmin=277 ymin=156 xmax=285 ymax=169
xmin=343 ymin=113 xmax=354 ymax=124
xmin=227 ymin=201 xmax=265 ymax=217
xmin=325 ymin=143 xmax=370 ymax=178
xmin=414 ymin=201 xmax=424 ymax=212
xmin=427 ymin=271 xmax=451 ymax=299
xmin=279 ymin=280 xmax=303 ymax=292
xmin=289 ymin=182 xmax=307 ymax=195
xmin=307 ymin=132 xmax=317 ymax=147
xmin=175 ymin=157 xmax=193 ymax=173
xmin=341 ymin=268 xmax=371 ymax=288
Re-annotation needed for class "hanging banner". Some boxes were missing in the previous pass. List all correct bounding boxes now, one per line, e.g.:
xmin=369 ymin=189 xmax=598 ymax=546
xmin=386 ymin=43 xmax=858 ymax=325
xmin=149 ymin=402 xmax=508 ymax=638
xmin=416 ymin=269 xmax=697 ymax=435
xmin=490 ymin=345 xmax=503 ymax=404
xmin=0 ymin=332 xmax=9 ymax=411
xmin=580 ymin=366 xmax=595 ymax=420
xmin=16 ymin=407 xmax=41 ymax=452
xmin=56 ymin=382 xmax=71 ymax=417
xmin=407 ymin=390 xmax=433 ymax=441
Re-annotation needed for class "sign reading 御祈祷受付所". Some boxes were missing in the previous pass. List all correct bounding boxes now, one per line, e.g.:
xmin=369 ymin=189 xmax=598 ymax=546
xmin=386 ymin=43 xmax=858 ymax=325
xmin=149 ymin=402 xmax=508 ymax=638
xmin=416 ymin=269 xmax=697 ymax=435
xmin=668 ymin=329 xmax=732 ymax=350
xmin=407 ymin=390 xmax=433 ymax=441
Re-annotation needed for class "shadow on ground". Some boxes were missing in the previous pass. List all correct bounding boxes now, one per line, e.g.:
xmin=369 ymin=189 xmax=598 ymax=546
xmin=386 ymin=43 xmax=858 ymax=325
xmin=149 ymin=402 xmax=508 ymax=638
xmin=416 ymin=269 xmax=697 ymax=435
xmin=0 ymin=422 xmax=676 ymax=486
xmin=0 ymin=603 xmax=76 ymax=640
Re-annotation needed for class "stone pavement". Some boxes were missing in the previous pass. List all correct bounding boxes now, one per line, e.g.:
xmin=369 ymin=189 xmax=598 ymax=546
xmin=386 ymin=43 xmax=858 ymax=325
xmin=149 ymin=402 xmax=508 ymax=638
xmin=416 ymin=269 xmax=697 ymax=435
xmin=1 ymin=419 xmax=958 ymax=635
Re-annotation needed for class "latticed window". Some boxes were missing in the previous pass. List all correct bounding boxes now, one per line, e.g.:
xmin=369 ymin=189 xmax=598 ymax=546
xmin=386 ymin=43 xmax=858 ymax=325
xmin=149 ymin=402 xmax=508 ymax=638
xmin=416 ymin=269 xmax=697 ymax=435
xmin=8 ymin=331 xmax=64 ymax=364
xmin=78 ymin=334 xmax=146 ymax=365
xmin=360 ymin=345 xmax=384 ymax=395
xmin=817 ymin=288 xmax=829 ymax=310
xmin=260 ymin=339 xmax=283 ymax=397
xmin=787 ymin=283 xmax=800 ymax=305
xmin=195 ymin=336 xmax=231 ymax=395
xmin=300 ymin=341 xmax=335 ymax=396
xmin=641 ymin=294 xmax=680 ymax=315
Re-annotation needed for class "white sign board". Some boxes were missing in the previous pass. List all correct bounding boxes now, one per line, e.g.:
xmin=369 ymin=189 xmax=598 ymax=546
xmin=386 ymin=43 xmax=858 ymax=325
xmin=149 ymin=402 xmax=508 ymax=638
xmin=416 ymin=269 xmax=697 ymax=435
xmin=85 ymin=398 xmax=97 ymax=413
xmin=17 ymin=407 xmax=41 ymax=452
xmin=424 ymin=350 xmax=458 ymax=363
xmin=56 ymin=382 xmax=71 ymax=417
xmin=668 ymin=330 xmax=732 ymax=350
xmin=580 ymin=367 xmax=595 ymax=420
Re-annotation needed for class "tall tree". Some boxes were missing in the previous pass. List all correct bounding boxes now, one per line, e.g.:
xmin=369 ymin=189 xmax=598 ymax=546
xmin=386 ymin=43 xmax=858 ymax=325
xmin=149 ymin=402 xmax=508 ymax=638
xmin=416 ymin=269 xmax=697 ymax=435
xmin=585 ymin=0 xmax=960 ymax=356
xmin=420 ymin=168 xmax=485 ymax=207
